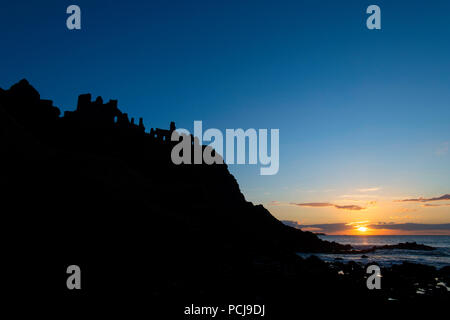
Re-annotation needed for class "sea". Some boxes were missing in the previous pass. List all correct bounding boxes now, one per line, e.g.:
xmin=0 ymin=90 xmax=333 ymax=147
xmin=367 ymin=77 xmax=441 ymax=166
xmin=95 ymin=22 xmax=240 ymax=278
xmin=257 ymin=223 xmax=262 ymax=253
xmin=297 ymin=235 xmax=450 ymax=269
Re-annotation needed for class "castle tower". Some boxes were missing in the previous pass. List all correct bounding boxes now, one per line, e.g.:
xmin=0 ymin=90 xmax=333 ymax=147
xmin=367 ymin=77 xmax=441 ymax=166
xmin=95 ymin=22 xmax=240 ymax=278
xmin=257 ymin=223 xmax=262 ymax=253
xmin=138 ymin=118 xmax=145 ymax=130
xmin=77 ymin=93 xmax=91 ymax=111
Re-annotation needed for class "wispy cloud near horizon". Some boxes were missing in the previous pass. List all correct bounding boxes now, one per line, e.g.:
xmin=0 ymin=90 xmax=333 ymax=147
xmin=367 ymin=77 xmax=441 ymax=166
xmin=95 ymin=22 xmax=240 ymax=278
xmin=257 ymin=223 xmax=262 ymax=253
xmin=290 ymin=202 xmax=365 ymax=211
xmin=356 ymin=187 xmax=380 ymax=192
xmin=396 ymin=194 xmax=450 ymax=203
xmin=422 ymin=203 xmax=450 ymax=207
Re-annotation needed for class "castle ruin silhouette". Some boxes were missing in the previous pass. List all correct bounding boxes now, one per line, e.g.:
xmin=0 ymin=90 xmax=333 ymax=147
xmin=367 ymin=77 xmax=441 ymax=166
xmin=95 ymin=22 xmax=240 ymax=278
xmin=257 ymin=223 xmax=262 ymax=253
xmin=64 ymin=92 xmax=176 ymax=142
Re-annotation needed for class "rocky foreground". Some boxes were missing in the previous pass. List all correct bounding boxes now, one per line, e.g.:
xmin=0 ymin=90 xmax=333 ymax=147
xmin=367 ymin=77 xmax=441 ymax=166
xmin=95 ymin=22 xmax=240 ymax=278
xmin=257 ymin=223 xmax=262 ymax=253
xmin=335 ymin=241 xmax=437 ymax=254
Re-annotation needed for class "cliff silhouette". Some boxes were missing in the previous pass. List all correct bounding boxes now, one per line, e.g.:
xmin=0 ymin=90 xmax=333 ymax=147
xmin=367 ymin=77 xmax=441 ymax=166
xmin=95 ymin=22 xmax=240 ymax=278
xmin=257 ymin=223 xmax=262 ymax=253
xmin=2 ymin=80 xmax=446 ymax=317
xmin=0 ymin=79 xmax=347 ymax=254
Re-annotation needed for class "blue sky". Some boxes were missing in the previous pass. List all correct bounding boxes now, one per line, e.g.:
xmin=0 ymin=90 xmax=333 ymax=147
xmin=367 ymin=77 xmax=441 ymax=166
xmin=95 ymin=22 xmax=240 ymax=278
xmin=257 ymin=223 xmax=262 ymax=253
xmin=1 ymin=1 xmax=449 ymax=232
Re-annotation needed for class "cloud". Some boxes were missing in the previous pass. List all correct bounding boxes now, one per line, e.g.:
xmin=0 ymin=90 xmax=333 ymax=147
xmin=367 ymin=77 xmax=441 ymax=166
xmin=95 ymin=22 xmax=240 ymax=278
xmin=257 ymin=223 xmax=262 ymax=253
xmin=356 ymin=187 xmax=380 ymax=192
xmin=334 ymin=204 xmax=365 ymax=210
xmin=388 ymin=215 xmax=413 ymax=220
xmin=291 ymin=202 xmax=365 ymax=211
xmin=339 ymin=194 xmax=377 ymax=199
xmin=281 ymin=220 xmax=301 ymax=229
xmin=375 ymin=221 xmax=395 ymax=225
xmin=292 ymin=202 xmax=333 ymax=207
xmin=422 ymin=203 xmax=450 ymax=207
xmin=301 ymin=227 xmax=326 ymax=232
xmin=367 ymin=223 xmax=450 ymax=231
xmin=294 ymin=223 xmax=352 ymax=233
xmin=396 ymin=194 xmax=450 ymax=202
xmin=345 ymin=220 xmax=370 ymax=226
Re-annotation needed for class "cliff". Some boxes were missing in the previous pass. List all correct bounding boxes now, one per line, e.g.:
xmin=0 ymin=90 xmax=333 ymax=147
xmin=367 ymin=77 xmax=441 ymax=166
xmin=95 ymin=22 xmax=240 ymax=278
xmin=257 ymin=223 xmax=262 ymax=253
xmin=1 ymin=79 xmax=351 ymax=311
xmin=0 ymin=79 xmax=347 ymax=255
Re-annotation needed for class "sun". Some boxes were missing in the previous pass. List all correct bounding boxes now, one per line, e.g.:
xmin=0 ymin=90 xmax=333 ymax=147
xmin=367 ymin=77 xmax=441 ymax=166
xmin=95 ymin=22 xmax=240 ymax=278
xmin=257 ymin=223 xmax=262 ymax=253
xmin=357 ymin=226 xmax=368 ymax=232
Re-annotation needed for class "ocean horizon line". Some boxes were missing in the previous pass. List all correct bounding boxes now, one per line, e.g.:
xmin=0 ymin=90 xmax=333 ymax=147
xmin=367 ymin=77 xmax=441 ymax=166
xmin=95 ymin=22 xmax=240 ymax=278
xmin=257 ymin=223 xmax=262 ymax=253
xmin=320 ymin=234 xmax=450 ymax=236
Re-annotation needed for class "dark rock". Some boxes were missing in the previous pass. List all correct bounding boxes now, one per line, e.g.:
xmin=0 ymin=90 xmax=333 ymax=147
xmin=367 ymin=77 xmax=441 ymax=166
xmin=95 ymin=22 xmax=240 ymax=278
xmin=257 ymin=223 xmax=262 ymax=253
xmin=341 ymin=241 xmax=436 ymax=254
xmin=375 ymin=242 xmax=436 ymax=251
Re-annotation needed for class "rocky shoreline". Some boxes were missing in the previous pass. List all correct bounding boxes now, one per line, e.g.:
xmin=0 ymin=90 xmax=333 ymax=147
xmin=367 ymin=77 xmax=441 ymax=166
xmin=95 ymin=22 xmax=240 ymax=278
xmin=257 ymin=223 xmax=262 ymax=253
xmin=327 ymin=258 xmax=450 ymax=299
xmin=335 ymin=241 xmax=437 ymax=254
xmin=293 ymin=240 xmax=449 ymax=301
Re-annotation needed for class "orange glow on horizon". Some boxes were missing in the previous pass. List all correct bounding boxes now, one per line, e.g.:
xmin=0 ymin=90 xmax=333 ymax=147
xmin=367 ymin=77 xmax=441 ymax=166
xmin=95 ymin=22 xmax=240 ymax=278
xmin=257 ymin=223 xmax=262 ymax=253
xmin=324 ymin=229 xmax=450 ymax=236
xmin=357 ymin=226 xmax=368 ymax=232
xmin=270 ymin=197 xmax=450 ymax=236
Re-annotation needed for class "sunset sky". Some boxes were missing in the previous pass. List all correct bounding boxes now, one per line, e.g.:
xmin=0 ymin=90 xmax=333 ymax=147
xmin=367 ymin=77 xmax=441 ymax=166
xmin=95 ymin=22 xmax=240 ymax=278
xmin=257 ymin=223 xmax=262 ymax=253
xmin=273 ymin=194 xmax=450 ymax=235
xmin=0 ymin=1 xmax=449 ymax=234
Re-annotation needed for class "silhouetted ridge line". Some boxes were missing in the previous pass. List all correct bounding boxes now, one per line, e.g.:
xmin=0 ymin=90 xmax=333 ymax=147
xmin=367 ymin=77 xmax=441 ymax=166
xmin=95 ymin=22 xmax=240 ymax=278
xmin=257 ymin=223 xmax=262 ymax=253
xmin=0 ymin=79 xmax=349 ymax=257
